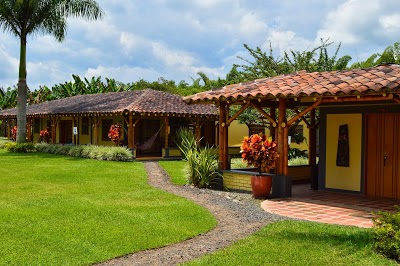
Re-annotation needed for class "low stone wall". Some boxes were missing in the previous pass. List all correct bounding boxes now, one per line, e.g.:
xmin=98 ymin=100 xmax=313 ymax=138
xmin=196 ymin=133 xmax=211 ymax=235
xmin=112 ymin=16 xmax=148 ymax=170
xmin=288 ymin=165 xmax=312 ymax=182
xmin=222 ymin=169 xmax=291 ymax=198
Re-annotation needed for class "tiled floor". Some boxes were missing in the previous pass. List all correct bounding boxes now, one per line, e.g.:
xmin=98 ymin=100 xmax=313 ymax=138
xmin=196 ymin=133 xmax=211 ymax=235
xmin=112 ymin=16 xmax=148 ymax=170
xmin=261 ymin=184 xmax=400 ymax=228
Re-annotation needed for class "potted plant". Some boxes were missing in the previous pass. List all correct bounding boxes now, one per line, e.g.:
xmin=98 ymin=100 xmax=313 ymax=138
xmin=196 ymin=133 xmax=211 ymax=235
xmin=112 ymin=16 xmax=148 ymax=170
xmin=240 ymin=134 xmax=279 ymax=198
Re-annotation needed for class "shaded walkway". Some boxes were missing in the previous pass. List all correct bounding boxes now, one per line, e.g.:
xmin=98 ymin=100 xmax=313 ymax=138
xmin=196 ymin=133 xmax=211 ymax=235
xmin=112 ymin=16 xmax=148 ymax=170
xmin=99 ymin=162 xmax=283 ymax=266
xmin=262 ymin=184 xmax=400 ymax=228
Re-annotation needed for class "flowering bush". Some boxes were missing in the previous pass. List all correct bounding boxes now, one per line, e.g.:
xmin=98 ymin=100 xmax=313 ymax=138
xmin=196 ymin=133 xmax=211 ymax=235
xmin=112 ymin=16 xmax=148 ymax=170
xmin=39 ymin=128 xmax=50 ymax=143
xmin=11 ymin=126 xmax=17 ymax=141
xmin=108 ymin=123 xmax=122 ymax=146
xmin=240 ymin=134 xmax=279 ymax=175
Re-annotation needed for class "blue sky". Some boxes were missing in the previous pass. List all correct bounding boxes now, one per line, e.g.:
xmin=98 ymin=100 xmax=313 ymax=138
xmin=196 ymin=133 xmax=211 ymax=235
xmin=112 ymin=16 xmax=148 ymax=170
xmin=0 ymin=0 xmax=399 ymax=90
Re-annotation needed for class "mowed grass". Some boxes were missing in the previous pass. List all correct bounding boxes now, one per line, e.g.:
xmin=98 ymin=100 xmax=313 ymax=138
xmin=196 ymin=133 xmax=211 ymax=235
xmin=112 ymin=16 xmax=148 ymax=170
xmin=0 ymin=150 xmax=216 ymax=265
xmin=159 ymin=160 xmax=188 ymax=185
xmin=185 ymin=220 xmax=395 ymax=266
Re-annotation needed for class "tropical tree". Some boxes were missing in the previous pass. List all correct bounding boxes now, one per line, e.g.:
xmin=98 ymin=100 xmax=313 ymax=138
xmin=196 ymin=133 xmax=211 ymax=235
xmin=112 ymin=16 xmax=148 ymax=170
xmin=0 ymin=0 xmax=103 ymax=142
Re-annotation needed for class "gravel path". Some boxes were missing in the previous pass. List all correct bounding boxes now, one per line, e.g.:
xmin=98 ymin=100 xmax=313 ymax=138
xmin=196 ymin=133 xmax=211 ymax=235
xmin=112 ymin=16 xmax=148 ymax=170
xmin=98 ymin=161 xmax=286 ymax=266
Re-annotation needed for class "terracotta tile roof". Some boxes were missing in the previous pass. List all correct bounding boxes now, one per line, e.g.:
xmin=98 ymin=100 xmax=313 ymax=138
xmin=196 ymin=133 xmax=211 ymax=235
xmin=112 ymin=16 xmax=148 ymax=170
xmin=0 ymin=89 xmax=217 ymax=118
xmin=183 ymin=64 xmax=400 ymax=104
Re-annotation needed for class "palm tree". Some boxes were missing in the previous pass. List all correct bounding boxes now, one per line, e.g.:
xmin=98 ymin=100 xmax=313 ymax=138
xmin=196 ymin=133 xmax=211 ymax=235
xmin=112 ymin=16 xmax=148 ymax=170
xmin=0 ymin=0 xmax=103 ymax=142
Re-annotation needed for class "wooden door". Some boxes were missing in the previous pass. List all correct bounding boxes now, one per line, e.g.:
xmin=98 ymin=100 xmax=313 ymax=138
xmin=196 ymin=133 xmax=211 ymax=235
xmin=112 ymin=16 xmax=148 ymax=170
xmin=365 ymin=114 xmax=400 ymax=198
xmin=59 ymin=120 xmax=73 ymax=144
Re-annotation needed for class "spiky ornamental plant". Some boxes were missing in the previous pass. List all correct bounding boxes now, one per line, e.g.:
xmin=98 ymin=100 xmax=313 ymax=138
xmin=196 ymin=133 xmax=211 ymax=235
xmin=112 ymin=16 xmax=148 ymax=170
xmin=0 ymin=0 xmax=103 ymax=143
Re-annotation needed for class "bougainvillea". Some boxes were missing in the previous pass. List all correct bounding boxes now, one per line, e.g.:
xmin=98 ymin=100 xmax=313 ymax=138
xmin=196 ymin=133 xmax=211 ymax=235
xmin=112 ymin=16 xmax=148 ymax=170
xmin=108 ymin=123 xmax=122 ymax=146
xmin=39 ymin=128 xmax=50 ymax=143
xmin=240 ymin=134 xmax=279 ymax=175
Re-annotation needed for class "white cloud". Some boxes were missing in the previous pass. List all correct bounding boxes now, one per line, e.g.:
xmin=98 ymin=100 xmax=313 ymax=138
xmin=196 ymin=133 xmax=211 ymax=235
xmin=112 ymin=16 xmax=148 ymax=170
xmin=152 ymin=42 xmax=195 ymax=68
xmin=238 ymin=12 xmax=266 ymax=37
xmin=85 ymin=65 xmax=163 ymax=84
xmin=379 ymin=14 xmax=400 ymax=33
xmin=120 ymin=32 xmax=139 ymax=53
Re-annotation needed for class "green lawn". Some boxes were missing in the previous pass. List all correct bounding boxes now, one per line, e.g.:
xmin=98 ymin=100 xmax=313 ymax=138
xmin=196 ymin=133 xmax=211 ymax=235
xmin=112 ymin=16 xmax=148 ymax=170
xmin=185 ymin=220 xmax=395 ymax=266
xmin=159 ymin=160 xmax=188 ymax=185
xmin=0 ymin=150 xmax=216 ymax=265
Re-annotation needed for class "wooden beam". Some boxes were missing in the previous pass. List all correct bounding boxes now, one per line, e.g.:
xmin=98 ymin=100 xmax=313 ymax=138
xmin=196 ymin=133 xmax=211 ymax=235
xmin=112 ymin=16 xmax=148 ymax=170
xmin=250 ymin=102 xmax=277 ymax=127
xmin=270 ymin=107 xmax=276 ymax=140
xmin=294 ymin=109 xmax=311 ymax=127
xmin=165 ymin=116 xmax=170 ymax=148
xmin=218 ymin=103 xmax=229 ymax=170
xmin=287 ymin=100 xmax=321 ymax=127
xmin=276 ymin=99 xmax=286 ymax=175
xmin=6 ymin=120 xmax=11 ymax=140
xmin=26 ymin=118 xmax=32 ymax=142
xmin=128 ymin=112 xmax=134 ymax=149
xmin=92 ymin=116 xmax=100 ymax=145
xmin=226 ymin=101 xmax=251 ymax=126
xmin=322 ymin=94 xmax=394 ymax=103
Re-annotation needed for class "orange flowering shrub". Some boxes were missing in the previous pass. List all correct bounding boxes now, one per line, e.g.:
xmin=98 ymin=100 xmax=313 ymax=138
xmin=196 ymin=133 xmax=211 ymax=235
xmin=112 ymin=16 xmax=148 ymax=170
xmin=108 ymin=123 xmax=122 ymax=146
xmin=39 ymin=128 xmax=50 ymax=143
xmin=11 ymin=126 xmax=17 ymax=141
xmin=240 ymin=134 xmax=279 ymax=175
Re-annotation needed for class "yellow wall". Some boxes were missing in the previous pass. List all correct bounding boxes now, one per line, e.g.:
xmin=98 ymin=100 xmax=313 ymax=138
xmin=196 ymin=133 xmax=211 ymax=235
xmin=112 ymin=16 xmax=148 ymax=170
xmin=228 ymin=120 xmax=248 ymax=147
xmin=325 ymin=114 xmax=362 ymax=191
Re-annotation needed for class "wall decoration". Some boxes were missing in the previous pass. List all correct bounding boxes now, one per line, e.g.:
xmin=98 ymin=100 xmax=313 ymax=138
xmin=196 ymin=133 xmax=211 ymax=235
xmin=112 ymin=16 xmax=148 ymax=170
xmin=336 ymin=124 xmax=349 ymax=167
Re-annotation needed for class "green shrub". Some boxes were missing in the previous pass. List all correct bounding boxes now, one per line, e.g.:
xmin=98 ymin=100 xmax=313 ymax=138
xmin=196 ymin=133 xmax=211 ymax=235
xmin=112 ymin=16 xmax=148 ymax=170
xmin=5 ymin=142 xmax=36 ymax=153
xmin=288 ymin=156 xmax=309 ymax=166
xmin=288 ymin=148 xmax=308 ymax=160
xmin=0 ymin=138 xmax=11 ymax=149
xmin=34 ymin=143 xmax=133 ymax=162
xmin=373 ymin=207 xmax=400 ymax=261
xmin=176 ymin=128 xmax=221 ymax=188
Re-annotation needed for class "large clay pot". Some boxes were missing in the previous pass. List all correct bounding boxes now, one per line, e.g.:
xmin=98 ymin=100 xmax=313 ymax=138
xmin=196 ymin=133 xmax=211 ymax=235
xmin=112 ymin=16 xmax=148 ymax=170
xmin=251 ymin=175 xmax=272 ymax=199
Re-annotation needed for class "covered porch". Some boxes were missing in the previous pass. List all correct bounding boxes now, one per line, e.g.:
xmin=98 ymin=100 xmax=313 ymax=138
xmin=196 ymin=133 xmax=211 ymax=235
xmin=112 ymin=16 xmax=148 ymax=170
xmin=184 ymin=64 xmax=400 ymax=199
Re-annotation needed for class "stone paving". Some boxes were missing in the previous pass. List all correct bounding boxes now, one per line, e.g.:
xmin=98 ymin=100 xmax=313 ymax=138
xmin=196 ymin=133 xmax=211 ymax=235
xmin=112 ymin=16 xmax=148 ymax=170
xmin=261 ymin=184 xmax=400 ymax=228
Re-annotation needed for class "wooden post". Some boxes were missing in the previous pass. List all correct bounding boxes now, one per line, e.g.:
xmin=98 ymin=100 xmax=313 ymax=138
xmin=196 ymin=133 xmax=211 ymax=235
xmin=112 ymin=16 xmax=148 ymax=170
xmin=26 ymin=118 xmax=32 ymax=142
xmin=128 ymin=113 xmax=134 ymax=149
xmin=6 ymin=120 xmax=11 ymax=140
xmin=218 ymin=102 xmax=228 ymax=170
xmin=270 ymin=107 xmax=276 ymax=140
xmin=277 ymin=99 xmax=286 ymax=175
xmin=195 ymin=117 xmax=201 ymax=144
xmin=309 ymin=109 xmax=318 ymax=189
xmin=164 ymin=116 xmax=169 ymax=148
xmin=50 ymin=117 xmax=58 ymax=144
xmin=92 ymin=117 xmax=99 ymax=145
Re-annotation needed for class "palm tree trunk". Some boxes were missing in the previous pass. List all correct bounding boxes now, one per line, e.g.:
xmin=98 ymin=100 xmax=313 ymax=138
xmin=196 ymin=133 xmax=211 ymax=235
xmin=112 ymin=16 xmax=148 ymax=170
xmin=16 ymin=36 xmax=27 ymax=143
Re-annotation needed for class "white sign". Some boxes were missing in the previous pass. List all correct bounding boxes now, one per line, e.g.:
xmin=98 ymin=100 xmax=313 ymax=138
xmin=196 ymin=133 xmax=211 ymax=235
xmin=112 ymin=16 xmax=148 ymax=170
xmin=73 ymin=127 xmax=78 ymax=135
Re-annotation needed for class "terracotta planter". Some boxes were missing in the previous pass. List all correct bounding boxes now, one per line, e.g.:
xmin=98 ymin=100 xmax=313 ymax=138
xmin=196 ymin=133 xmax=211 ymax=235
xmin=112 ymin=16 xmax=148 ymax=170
xmin=251 ymin=175 xmax=272 ymax=199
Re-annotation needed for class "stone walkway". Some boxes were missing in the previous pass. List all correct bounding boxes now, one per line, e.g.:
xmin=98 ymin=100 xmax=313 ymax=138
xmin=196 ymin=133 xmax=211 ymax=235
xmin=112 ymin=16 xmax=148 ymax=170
xmin=98 ymin=162 xmax=283 ymax=266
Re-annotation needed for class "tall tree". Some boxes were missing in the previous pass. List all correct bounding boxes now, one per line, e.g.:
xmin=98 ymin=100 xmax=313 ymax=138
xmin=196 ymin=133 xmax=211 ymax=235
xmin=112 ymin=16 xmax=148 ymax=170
xmin=0 ymin=0 xmax=103 ymax=142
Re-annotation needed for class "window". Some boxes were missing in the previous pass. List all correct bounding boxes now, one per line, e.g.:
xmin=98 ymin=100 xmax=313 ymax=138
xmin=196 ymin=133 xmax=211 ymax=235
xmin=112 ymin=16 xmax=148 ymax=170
xmin=248 ymin=124 xmax=265 ymax=136
xmin=33 ymin=119 xmax=40 ymax=133
xmin=102 ymin=119 xmax=113 ymax=141
xmin=81 ymin=117 xmax=89 ymax=135
xmin=295 ymin=124 xmax=304 ymax=136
